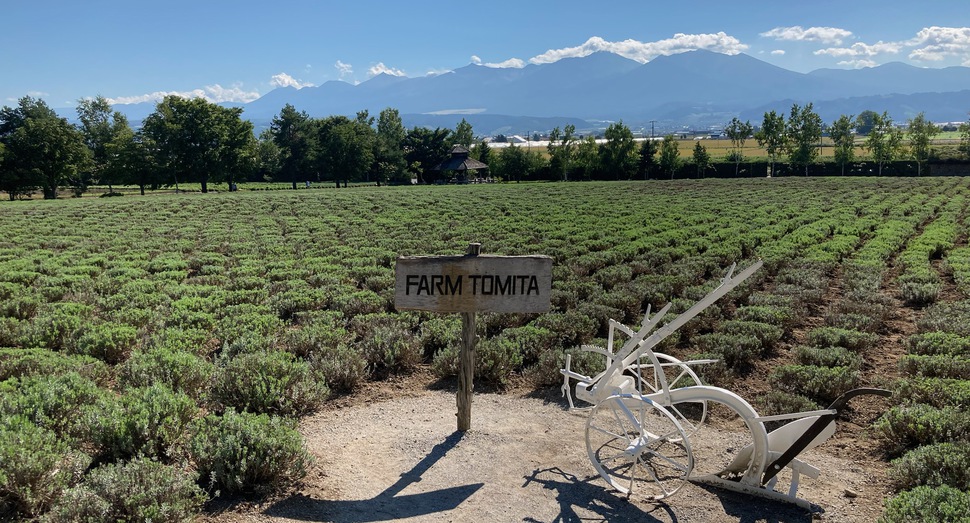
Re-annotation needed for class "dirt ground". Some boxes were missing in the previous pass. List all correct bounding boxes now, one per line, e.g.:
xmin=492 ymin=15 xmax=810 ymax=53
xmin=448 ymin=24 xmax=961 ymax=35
xmin=203 ymin=369 xmax=892 ymax=523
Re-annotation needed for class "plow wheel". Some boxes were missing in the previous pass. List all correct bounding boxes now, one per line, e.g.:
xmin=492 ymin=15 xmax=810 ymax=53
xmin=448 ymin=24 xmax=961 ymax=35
xmin=627 ymin=354 xmax=708 ymax=437
xmin=585 ymin=394 xmax=694 ymax=500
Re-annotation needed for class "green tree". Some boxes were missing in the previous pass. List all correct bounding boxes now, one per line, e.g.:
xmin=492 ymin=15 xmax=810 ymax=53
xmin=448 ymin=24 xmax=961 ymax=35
xmin=855 ymin=110 xmax=880 ymax=136
xmin=546 ymin=124 xmax=576 ymax=181
xmin=255 ymin=129 xmax=281 ymax=183
xmin=142 ymin=96 xmax=254 ymax=193
xmin=724 ymin=117 xmax=753 ymax=176
xmin=659 ymin=135 xmax=681 ymax=179
xmin=374 ymin=108 xmax=407 ymax=185
xmin=691 ymin=140 xmax=712 ymax=178
xmin=493 ymin=143 xmax=544 ymax=182
xmin=829 ymin=114 xmax=856 ymax=176
xmin=636 ymin=138 xmax=658 ymax=179
xmin=907 ymin=112 xmax=939 ymax=176
xmin=599 ymin=121 xmax=636 ymax=179
xmin=451 ymin=118 xmax=474 ymax=148
xmin=314 ymin=115 xmax=375 ymax=188
xmin=403 ymin=126 xmax=451 ymax=184
xmin=960 ymin=117 xmax=970 ymax=160
xmin=573 ymin=135 xmax=599 ymax=180
xmin=785 ymin=103 xmax=823 ymax=176
xmin=0 ymin=96 xmax=91 ymax=199
xmin=104 ymin=126 xmax=158 ymax=195
xmin=864 ymin=111 xmax=904 ymax=176
xmin=270 ymin=104 xmax=315 ymax=189
xmin=77 ymin=96 xmax=132 ymax=193
xmin=755 ymin=110 xmax=785 ymax=177
xmin=473 ymin=140 xmax=492 ymax=173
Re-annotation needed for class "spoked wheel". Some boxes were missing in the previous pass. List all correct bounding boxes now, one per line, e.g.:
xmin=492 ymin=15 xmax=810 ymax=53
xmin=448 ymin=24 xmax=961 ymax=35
xmin=625 ymin=354 xmax=708 ymax=437
xmin=585 ymin=394 xmax=694 ymax=500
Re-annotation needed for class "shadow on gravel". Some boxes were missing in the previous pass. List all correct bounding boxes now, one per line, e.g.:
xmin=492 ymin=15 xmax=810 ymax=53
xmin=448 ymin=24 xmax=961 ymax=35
xmin=522 ymin=467 xmax=676 ymax=523
xmin=692 ymin=482 xmax=815 ymax=523
xmin=263 ymin=431 xmax=483 ymax=522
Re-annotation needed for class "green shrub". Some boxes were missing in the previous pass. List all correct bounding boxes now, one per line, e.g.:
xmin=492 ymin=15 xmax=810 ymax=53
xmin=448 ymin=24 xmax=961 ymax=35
xmin=280 ymin=315 xmax=348 ymax=360
xmin=889 ymin=442 xmax=970 ymax=491
xmin=88 ymin=384 xmax=198 ymax=462
xmin=719 ymin=320 xmax=784 ymax=351
xmin=758 ymin=390 xmax=821 ymax=416
xmin=309 ymin=343 xmax=366 ymax=393
xmin=476 ymin=336 xmax=525 ymax=386
xmin=211 ymin=350 xmax=329 ymax=416
xmin=0 ymin=372 xmax=108 ymax=440
xmin=431 ymin=336 xmax=525 ymax=387
xmin=895 ymin=378 xmax=970 ymax=409
xmin=918 ymin=301 xmax=970 ymax=337
xmin=119 ymin=347 xmax=213 ymax=400
xmin=431 ymin=345 xmax=459 ymax=378
xmin=349 ymin=314 xmax=422 ymax=376
xmin=189 ymin=409 xmax=310 ymax=495
xmin=900 ymin=280 xmax=942 ymax=306
xmin=874 ymin=404 xmax=970 ymax=457
xmin=0 ymin=295 xmax=40 ymax=320
xmin=806 ymin=327 xmax=878 ymax=351
xmin=879 ymin=485 xmax=970 ymax=523
xmin=74 ymin=322 xmax=138 ymax=364
xmin=214 ymin=306 xmax=284 ymax=344
xmin=0 ymin=347 xmax=110 ymax=384
xmin=0 ymin=416 xmax=91 ymax=518
xmin=495 ymin=325 xmax=558 ymax=364
xmin=22 ymin=302 xmax=93 ymax=351
xmin=533 ymin=310 xmax=599 ymax=350
xmin=49 ymin=457 xmax=205 ymax=522
xmin=899 ymin=354 xmax=970 ymax=379
xmin=687 ymin=352 xmax=731 ymax=386
xmin=418 ymin=316 xmax=461 ymax=358
xmin=794 ymin=345 xmax=863 ymax=369
xmin=907 ymin=331 xmax=970 ymax=356
xmin=825 ymin=311 xmax=880 ymax=333
xmin=768 ymin=365 xmax=859 ymax=404
xmin=694 ymin=332 xmax=762 ymax=372
xmin=734 ymin=305 xmax=794 ymax=327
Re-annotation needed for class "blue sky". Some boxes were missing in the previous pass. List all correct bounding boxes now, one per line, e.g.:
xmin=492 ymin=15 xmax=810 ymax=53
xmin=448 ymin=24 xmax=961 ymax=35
xmin=3 ymin=0 xmax=970 ymax=108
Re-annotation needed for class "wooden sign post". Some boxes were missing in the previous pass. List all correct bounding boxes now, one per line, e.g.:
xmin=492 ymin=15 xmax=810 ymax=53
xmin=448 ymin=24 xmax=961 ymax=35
xmin=395 ymin=243 xmax=552 ymax=431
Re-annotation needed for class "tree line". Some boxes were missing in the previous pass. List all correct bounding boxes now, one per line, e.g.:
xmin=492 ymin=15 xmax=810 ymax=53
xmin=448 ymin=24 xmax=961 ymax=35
xmin=3 ymin=95 xmax=970 ymax=200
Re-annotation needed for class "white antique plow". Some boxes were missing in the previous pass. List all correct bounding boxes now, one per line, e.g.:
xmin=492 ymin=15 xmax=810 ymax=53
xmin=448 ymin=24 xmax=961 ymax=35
xmin=560 ymin=261 xmax=890 ymax=508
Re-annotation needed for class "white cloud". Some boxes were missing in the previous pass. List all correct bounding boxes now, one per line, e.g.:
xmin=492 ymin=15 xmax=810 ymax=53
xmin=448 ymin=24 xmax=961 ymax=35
xmin=334 ymin=60 xmax=353 ymax=79
xmin=483 ymin=58 xmax=526 ymax=68
xmin=526 ymin=34 xmax=748 ymax=65
xmin=368 ymin=62 xmax=406 ymax=77
xmin=27 ymin=90 xmax=50 ymax=98
xmin=270 ymin=73 xmax=314 ymax=89
xmin=814 ymin=41 xmax=902 ymax=58
xmin=906 ymin=26 xmax=970 ymax=62
xmin=771 ymin=49 xmax=786 ymax=56
xmin=469 ymin=54 xmax=524 ymax=68
xmin=760 ymin=26 xmax=853 ymax=45
xmin=837 ymin=58 xmax=878 ymax=69
xmin=107 ymin=84 xmax=260 ymax=105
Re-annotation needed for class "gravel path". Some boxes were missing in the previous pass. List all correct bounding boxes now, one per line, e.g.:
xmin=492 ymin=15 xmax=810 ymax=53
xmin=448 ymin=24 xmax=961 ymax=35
xmin=206 ymin=381 xmax=890 ymax=523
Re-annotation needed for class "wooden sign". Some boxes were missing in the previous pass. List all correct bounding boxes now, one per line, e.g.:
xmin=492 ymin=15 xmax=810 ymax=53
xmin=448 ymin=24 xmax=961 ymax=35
xmin=395 ymin=244 xmax=552 ymax=431
xmin=395 ymin=254 xmax=552 ymax=314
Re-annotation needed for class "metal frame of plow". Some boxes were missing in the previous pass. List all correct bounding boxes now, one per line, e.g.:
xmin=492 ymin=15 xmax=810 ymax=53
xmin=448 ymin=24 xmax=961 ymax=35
xmin=559 ymin=261 xmax=891 ymax=509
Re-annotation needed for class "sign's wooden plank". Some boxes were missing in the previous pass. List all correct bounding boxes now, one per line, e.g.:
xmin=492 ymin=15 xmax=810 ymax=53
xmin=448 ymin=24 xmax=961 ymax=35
xmin=394 ymin=255 xmax=553 ymax=313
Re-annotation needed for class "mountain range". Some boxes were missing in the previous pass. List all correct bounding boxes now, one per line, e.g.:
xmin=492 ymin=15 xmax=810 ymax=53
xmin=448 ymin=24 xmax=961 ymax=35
xmin=112 ymin=50 xmax=970 ymax=135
